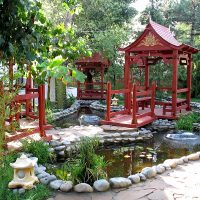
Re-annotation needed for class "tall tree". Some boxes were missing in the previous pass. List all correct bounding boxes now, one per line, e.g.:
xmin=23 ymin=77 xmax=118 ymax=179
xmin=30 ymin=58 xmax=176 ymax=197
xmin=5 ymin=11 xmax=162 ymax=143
xmin=74 ymin=0 xmax=137 ymax=87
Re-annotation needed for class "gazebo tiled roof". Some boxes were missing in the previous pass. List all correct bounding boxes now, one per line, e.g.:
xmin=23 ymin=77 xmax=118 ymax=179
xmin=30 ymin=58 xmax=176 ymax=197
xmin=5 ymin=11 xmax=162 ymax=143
xmin=120 ymin=20 xmax=198 ymax=54
xmin=76 ymin=52 xmax=109 ymax=66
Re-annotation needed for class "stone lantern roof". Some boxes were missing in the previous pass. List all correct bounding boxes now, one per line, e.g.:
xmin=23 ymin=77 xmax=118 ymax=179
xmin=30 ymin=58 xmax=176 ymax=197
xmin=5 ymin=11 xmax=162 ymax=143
xmin=10 ymin=154 xmax=38 ymax=169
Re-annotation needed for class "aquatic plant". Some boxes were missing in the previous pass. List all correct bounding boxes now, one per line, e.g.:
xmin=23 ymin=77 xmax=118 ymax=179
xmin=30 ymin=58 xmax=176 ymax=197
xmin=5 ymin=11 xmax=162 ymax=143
xmin=55 ymin=137 xmax=107 ymax=185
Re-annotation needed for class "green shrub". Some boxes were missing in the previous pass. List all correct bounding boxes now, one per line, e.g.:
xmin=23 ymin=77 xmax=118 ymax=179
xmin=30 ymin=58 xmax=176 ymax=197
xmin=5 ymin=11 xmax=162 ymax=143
xmin=54 ymin=137 xmax=107 ymax=185
xmin=0 ymin=154 xmax=51 ymax=200
xmin=176 ymin=112 xmax=200 ymax=131
xmin=22 ymin=140 xmax=54 ymax=165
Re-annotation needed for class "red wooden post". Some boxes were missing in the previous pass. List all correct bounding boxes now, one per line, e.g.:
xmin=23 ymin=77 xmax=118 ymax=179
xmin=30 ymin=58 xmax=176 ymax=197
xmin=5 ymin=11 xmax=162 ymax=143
xmin=127 ymin=82 xmax=132 ymax=114
xmin=124 ymin=51 xmax=130 ymax=109
xmin=131 ymin=83 xmax=137 ymax=124
xmin=38 ymin=85 xmax=45 ymax=137
xmin=106 ymin=82 xmax=111 ymax=121
xmin=172 ymin=50 xmax=178 ymax=117
xmin=186 ymin=54 xmax=192 ymax=111
xmin=145 ymin=58 xmax=149 ymax=90
xmin=101 ymin=65 xmax=104 ymax=99
xmin=151 ymin=81 xmax=156 ymax=117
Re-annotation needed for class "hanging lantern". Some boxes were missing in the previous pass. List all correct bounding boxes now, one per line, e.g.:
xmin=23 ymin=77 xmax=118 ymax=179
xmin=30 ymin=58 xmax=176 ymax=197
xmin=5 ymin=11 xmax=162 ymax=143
xmin=8 ymin=154 xmax=39 ymax=190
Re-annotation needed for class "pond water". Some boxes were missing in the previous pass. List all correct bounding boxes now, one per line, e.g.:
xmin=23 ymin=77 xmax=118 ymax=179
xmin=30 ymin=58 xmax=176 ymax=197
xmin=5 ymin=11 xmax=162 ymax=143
xmin=98 ymin=133 xmax=200 ymax=178
xmin=53 ymin=107 xmax=104 ymax=128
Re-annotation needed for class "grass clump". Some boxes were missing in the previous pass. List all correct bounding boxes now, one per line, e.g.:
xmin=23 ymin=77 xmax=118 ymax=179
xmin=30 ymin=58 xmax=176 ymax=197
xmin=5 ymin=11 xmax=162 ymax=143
xmin=176 ymin=112 xmax=200 ymax=131
xmin=54 ymin=137 xmax=107 ymax=185
xmin=22 ymin=140 xmax=54 ymax=165
xmin=0 ymin=154 xmax=51 ymax=200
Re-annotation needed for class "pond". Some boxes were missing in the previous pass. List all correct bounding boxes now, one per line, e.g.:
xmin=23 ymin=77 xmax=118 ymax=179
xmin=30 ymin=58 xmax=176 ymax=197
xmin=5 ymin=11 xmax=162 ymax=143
xmin=98 ymin=133 xmax=200 ymax=178
xmin=53 ymin=107 xmax=104 ymax=128
xmin=52 ymin=107 xmax=200 ymax=178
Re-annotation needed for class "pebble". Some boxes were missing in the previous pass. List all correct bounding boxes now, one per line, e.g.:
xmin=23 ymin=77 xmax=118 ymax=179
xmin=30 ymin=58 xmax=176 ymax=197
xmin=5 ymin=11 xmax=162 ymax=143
xmin=40 ymin=175 xmax=57 ymax=185
xmin=18 ymin=188 xmax=25 ymax=194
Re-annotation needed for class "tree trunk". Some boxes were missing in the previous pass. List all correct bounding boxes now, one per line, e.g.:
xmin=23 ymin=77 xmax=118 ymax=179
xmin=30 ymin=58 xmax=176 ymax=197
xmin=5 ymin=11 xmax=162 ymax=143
xmin=55 ymin=79 xmax=67 ymax=109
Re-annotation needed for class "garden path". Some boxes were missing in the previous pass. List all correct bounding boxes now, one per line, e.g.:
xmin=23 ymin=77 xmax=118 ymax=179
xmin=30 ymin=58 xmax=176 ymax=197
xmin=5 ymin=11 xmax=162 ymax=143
xmin=49 ymin=160 xmax=200 ymax=200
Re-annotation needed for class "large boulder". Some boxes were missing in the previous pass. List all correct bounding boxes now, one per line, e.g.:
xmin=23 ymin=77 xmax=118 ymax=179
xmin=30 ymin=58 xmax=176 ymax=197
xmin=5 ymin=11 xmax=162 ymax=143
xmin=74 ymin=183 xmax=93 ymax=193
xmin=79 ymin=115 xmax=101 ymax=125
xmin=93 ymin=179 xmax=110 ymax=192
xmin=109 ymin=177 xmax=132 ymax=189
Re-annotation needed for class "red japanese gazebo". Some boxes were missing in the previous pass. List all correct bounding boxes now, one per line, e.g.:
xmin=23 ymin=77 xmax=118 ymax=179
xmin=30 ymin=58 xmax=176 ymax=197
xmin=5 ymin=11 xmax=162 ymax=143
xmin=76 ymin=52 xmax=109 ymax=100
xmin=102 ymin=20 xmax=198 ymax=128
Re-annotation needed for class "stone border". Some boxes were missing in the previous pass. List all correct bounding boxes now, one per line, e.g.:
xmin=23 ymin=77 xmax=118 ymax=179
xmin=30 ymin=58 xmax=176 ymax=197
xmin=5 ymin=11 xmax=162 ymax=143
xmin=52 ymin=100 xmax=124 ymax=122
xmin=12 ymin=151 xmax=200 ymax=194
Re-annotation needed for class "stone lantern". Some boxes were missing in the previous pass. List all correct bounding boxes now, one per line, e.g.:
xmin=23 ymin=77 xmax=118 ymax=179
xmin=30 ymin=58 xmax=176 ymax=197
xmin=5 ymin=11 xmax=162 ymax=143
xmin=111 ymin=97 xmax=119 ymax=106
xmin=8 ymin=154 xmax=39 ymax=190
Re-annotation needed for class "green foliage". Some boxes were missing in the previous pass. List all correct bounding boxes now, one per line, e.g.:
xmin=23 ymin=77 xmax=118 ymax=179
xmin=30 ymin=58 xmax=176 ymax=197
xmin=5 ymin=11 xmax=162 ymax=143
xmin=0 ymin=154 xmax=51 ymax=200
xmin=22 ymin=140 xmax=54 ymax=164
xmin=66 ymin=94 xmax=76 ymax=108
xmin=176 ymin=112 xmax=200 ymax=131
xmin=54 ymin=137 xmax=107 ymax=185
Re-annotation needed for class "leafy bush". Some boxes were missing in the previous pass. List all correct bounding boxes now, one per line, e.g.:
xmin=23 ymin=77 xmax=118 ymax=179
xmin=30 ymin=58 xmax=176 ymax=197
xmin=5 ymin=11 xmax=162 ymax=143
xmin=176 ymin=112 xmax=200 ymax=131
xmin=22 ymin=140 xmax=54 ymax=164
xmin=0 ymin=154 xmax=51 ymax=200
xmin=54 ymin=137 xmax=107 ymax=185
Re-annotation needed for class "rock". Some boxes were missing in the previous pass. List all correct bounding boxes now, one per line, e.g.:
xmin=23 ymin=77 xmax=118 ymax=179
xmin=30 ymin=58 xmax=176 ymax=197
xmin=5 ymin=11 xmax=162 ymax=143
xmin=54 ymin=145 xmax=66 ymax=151
xmin=163 ymin=159 xmax=178 ymax=168
xmin=141 ymin=167 xmax=157 ymax=179
xmin=138 ymin=173 xmax=146 ymax=181
xmin=50 ymin=140 xmax=62 ymax=147
xmin=18 ymin=188 xmax=25 ymax=194
xmin=49 ymin=180 xmax=64 ymax=190
xmin=128 ymin=174 xmax=140 ymax=184
xmin=187 ymin=153 xmax=199 ymax=161
xmin=93 ymin=179 xmax=110 ymax=192
xmin=79 ymin=115 xmax=101 ymax=125
xmin=13 ymin=189 xmax=18 ymax=194
xmin=35 ymin=166 xmax=46 ymax=175
xmin=181 ymin=156 xmax=189 ymax=163
xmin=154 ymin=164 xmax=165 ymax=174
xmin=40 ymin=175 xmax=57 ymax=185
xmin=109 ymin=177 xmax=132 ymax=188
xmin=37 ymin=172 xmax=49 ymax=179
xmin=60 ymin=181 xmax=73 ymax=192
xmin=176 ymin=158 xmax=184 ymax=165
xmin=74 ymin=183 xmax=93 ymax=193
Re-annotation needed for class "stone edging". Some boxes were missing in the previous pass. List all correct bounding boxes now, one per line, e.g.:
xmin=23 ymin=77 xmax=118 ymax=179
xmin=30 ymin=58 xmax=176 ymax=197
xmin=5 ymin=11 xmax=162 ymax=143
xmin=12 ymin=151 xmax=200 ymax=194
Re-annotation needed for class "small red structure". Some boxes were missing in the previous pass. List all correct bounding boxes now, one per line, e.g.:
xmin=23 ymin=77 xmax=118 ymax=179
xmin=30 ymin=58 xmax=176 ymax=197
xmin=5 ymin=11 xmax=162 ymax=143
xmin=2 ymin=64 xmax=52 ymax=143
xmin=102 ymin=20 xmax=198 ymax=128
xmin=76 ymin=53 xmax=109 ymax=100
